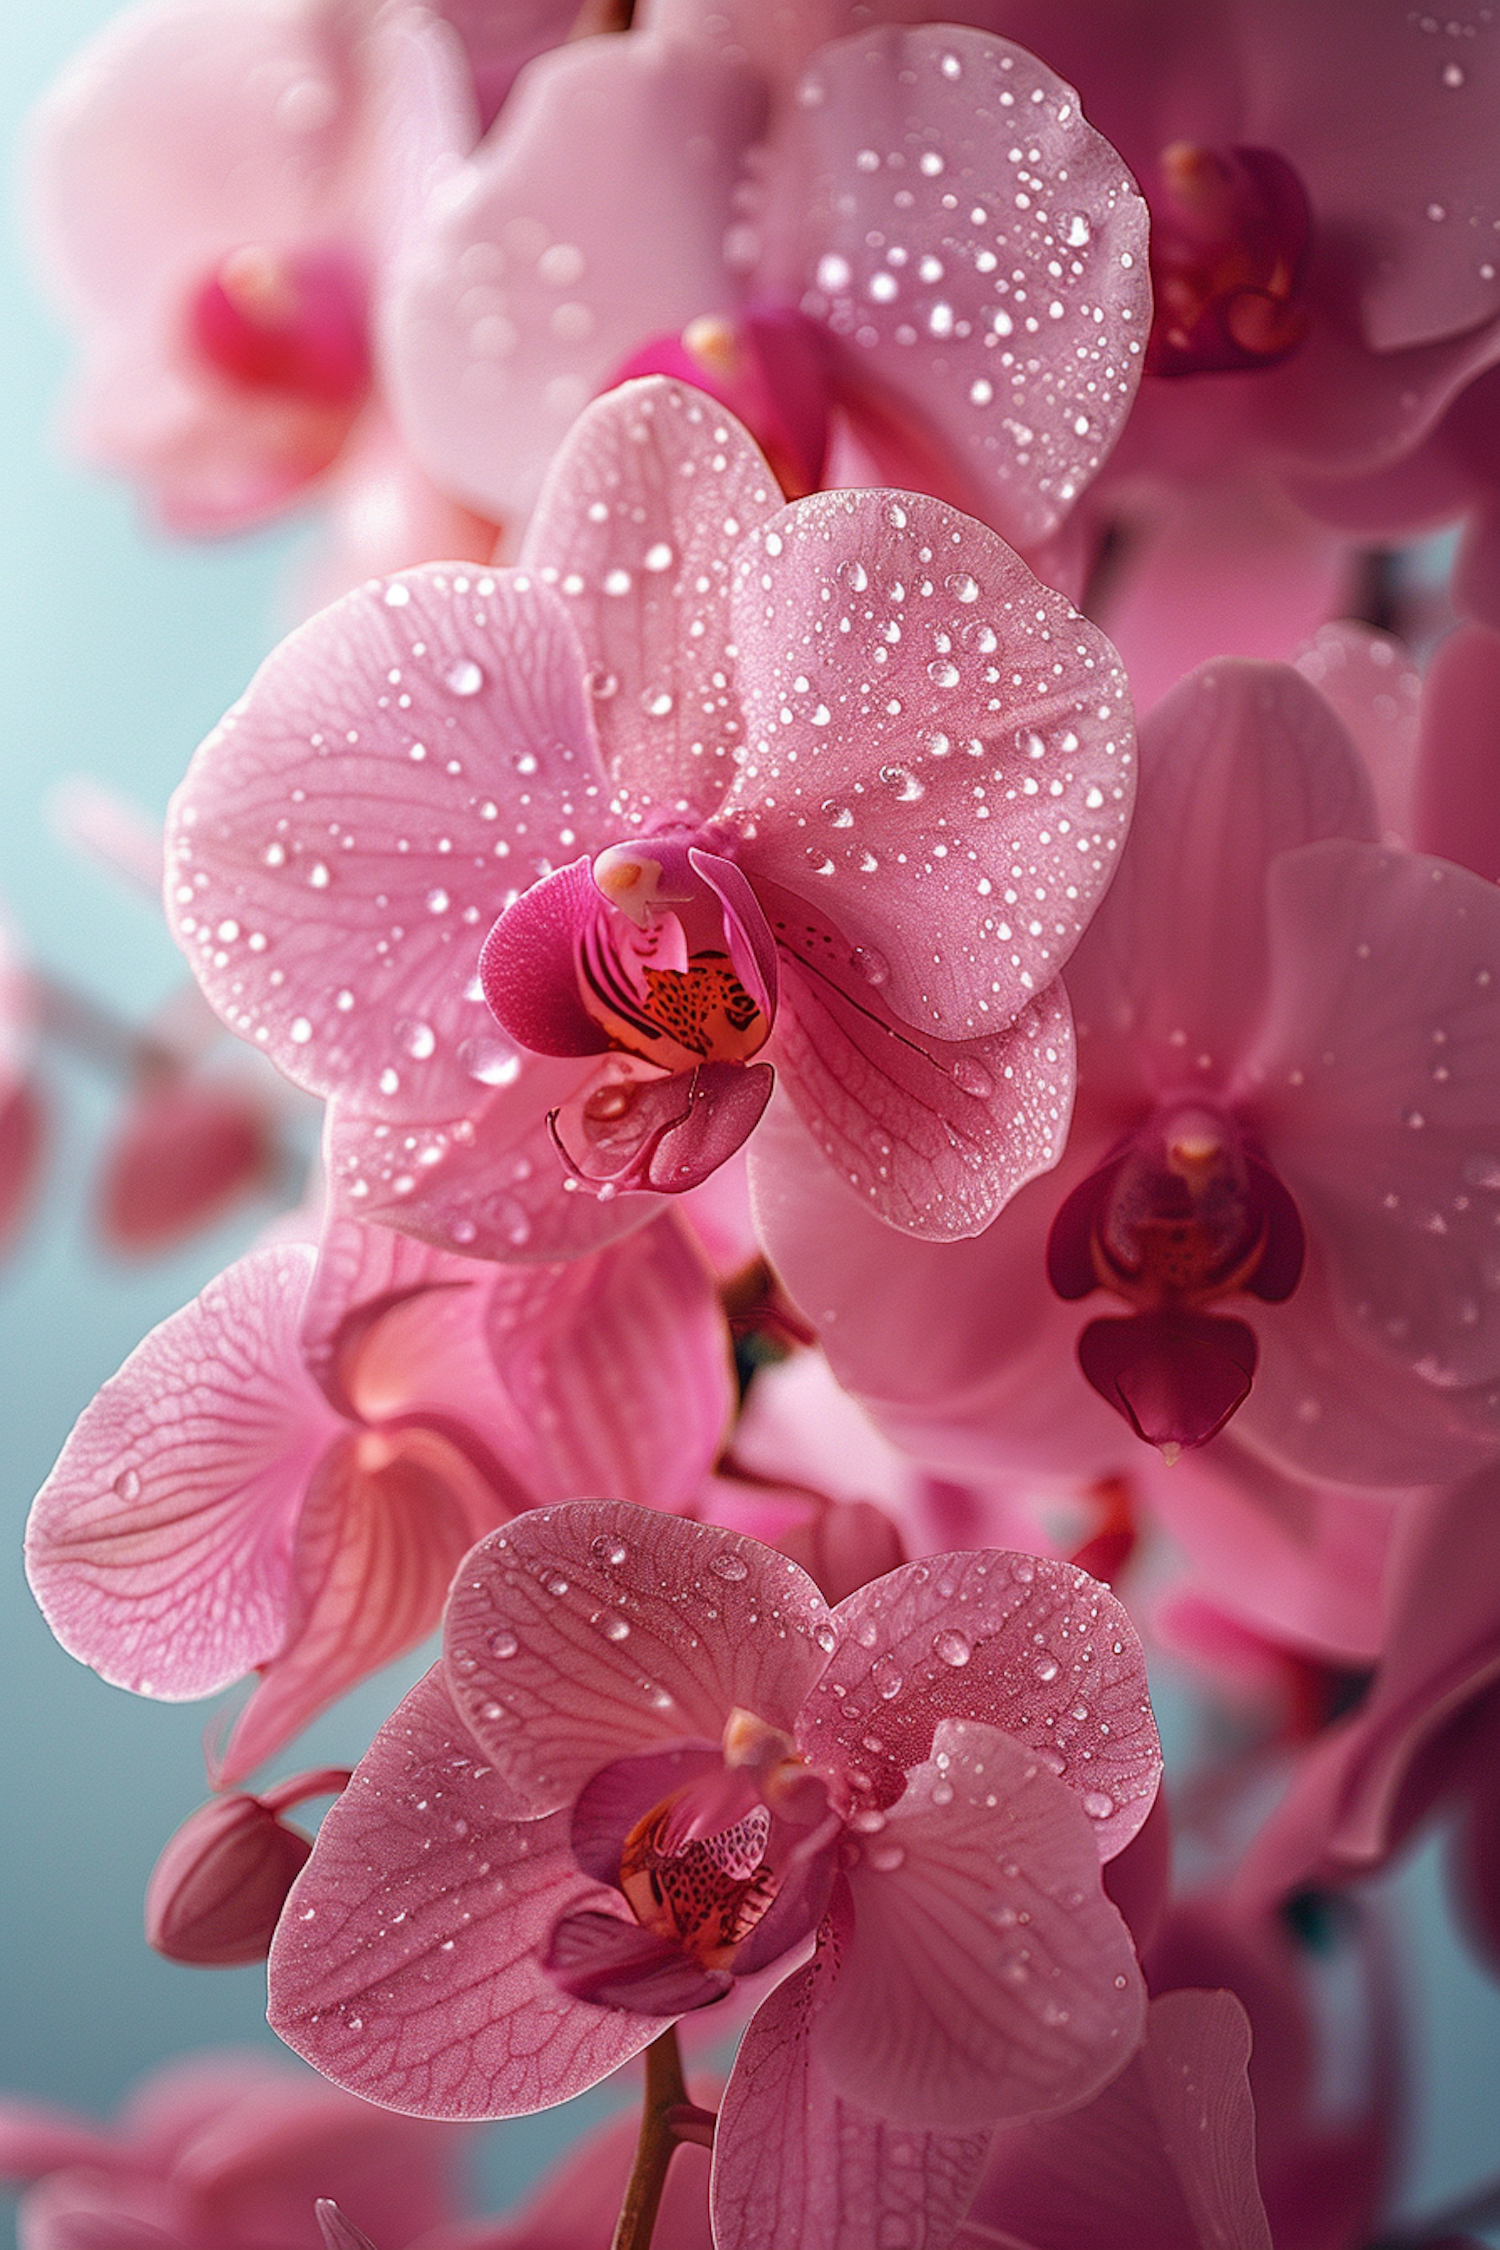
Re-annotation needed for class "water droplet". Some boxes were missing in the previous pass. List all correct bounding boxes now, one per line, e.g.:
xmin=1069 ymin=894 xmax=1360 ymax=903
xmin=643 ymin=541 xmax=674 ymax=573
xmin=113 ymin=1467 xmax=142 ymax=1501
xmin=542 ymin=1572 xmax=570 ymax=1597
xmin=930 ymin=1778 xmax=954 ymax=1806
xmin=489 ymin=1629 xmax=518 ymax=1658
xmin=711 ymin=1551 xmax=749 ymax=1582
xmin=1035 ymin=1655 xmax=1059 ymax=1683
xmin=868 ymin=1841 xmax=906 ymax=1871
xmin=445 ymin=658 xmax=484 ymax=696
xmin=400 ymin=1019 xmax=436 ymax=1060
xmin=290 ymin=1016 xmax=314 ymax=1045
xmin=1443 ymin=60 xmax=1466 ymax=86
xmin=927 ymin=660 xmax=960 ymax=688
xmin=1083 ymin=1790 xmax=1115 ymax=1821
xmin=427 ymin=888 xmax=450 ymax=914
xmin=879 ymin=764 xmax=925 ymax=801
xmin=946 ymin=572 xmax=980 ymax=603
xmin=933 ymin=1629 xmax=972 ymax=1667
xmin=872 ymin=1658 xmax=904 ymax=1699
xmin=852 ymin=946 xmax=890 ymax=987
xmin=598 ymin=1614 xmax=631 ymax=1641
xmin=309 ymin=861 xmax=331 ymax=889
xmin=459 ymin=1034 xmax=521 ymax=1086
xmin=591 ymin=1535 xmax=630 ymax=1566
xmin=815 ymin=1623 xmax=837 ymax=1653
xmin=603 ymin=568 xmax=632 ymax=598
xmin=822 ymin=800 xmax=854 ymax=827
xmin=384 ymin=583 xmax=411 ymax=607
xmin=952 ymin=1057 xmax=993 ymax=1099
xmin=1065 ymin=213 xmax=1092 ymax=247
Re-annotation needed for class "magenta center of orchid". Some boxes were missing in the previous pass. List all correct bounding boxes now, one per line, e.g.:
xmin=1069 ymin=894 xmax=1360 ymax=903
xmin=1145 ymin=144 xmax=1312 ymax=378
xmin=1048 ymin=1105 xmax=1306 ymax=1455
xmin=187 ymin=244 xmax=371 ymax=408
xmin=605 ymin=305 xmax=831 ymax=499
xmin=577 ymin=842 xmax=773 ymax=1074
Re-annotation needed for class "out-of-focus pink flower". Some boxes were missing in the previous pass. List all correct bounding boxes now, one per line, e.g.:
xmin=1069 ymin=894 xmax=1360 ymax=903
xmin=385 ymin=23 xmax=1148 ymax=546
xmin=0 ymin=914 xmax=46 ymax=1258
xmin=27 ymin=1209 xmax=730 ymax=1784
xmin=145 ymin=1768 xmax=351 ymax=1966
xmin=95 ymin=1074 xmax=279 ymax=1256
xmin=22 ymin=0 xmax=493 ymax=537
xmin=0 ymin=2051 xmax=469 ymax=2250
xmin=758 ymin=655 xmax=1500 ymax=1487
xmin=165 ymin=377 xmax=1132 ymax=1254
xmin=1234 ymin=1465 xmax=1500 ymax=1941
xmin=268 ymin=1501 xmax=1157 ymax=2250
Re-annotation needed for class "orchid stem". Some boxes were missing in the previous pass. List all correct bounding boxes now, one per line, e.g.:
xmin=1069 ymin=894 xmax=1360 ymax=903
xmin=611 ymin=2027 xmax=710 ymax=2250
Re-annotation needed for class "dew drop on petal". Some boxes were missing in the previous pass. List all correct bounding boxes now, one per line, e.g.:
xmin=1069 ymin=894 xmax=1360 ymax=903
xmin=933 ymin=1629 xmax=972 ymax=1668
xmin=113 ymin=1468 xmax=142 ymax=1501
xmin=1083 ymin=1790 xmax=1115 ymax=1820
xmin=591 ymin=1536 xmax=630 ymax=1566
xmin=490 ymin=1629 xmax=518 ymax=1658
xmin=711 ymin=1551 xmax=749 ymax=1582
xmin=445 ymin=659 xmax=484 ymax=696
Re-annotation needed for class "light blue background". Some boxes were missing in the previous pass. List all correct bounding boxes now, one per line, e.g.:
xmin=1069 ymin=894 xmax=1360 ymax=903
xmin=2 ymin=2 xmax=1498 ymax=2240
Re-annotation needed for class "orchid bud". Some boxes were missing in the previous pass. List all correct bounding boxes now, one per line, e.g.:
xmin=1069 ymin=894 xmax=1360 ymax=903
xmin=145 ymin=1769 xmax=349 ymax=1966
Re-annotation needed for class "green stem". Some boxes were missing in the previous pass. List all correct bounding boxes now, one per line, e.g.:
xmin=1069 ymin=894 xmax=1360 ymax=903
xmin=611 ymin=2027 xmax=709 ymax=2250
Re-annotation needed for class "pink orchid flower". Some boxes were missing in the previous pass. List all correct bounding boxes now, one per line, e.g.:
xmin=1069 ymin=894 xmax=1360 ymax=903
xmin=165 ymin=376 xmax=1133 ymax=1254
xmin=0 ymin=2051 xmax=469 ymax=2250
xmin=757 ymin=653 xmax=1500 ymax=1485
xmin=27 ymin=1207 xmax=730 ymax=1785
xmin=0 ymin=913 xmax=46 ymax=1259
xmin=1233 ymin=1464 xmax=1500 ymax=1960
xmin=23 ymin=0 xmax=496 ymax=539
xmin=267 ymin=1501 xmax=1158 ymax=2250
xmin=384 ymin=22 xmax=1149 ymax=547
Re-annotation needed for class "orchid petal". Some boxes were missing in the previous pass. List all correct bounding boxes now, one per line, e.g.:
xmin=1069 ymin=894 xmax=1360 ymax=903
xmin=215 ymin=1427 xmax=482 ymax=1786
xmin=297 ymin=1214 xmax=482 ymax=1416
xmin=521 ymin=380 xmax=780 ymax=824
xmin=1294 ymin=623 xmax=1421 ymax=850
xmin=550 ymin=1059 xmax=774 ymax=1197
xmin=819 ymin=1722 xmax=1145 ymax=2130
xmin=386 ymin=36 xmax=764 ymax=527
xmin=479 ymin=858 xmax=613 ymax=1059
xmin=800 ymin=1551 xmax=1159 ymax=1859
xmin=1413 ymin=621 xmax=1500 ymax=883
xmin=268 ymin=1667 xmax=652 ymax=2116
xmin=763 ymin=900 xmax=1074 ymax=1238
xmin=722 ymin=488 xmax=1135 ymax=1042
xmin=1067 ymin=659 xmax=1376 ymax=1114
xmin=96 ymin=1079 xmax=272 ymax=1255
xmin=26 ymin=1246 xmax=334 ymax=1700
xmin=756 ymin=27 xmax=1150 ymax=549
xmin=712 ymin=1890 xmax=991 ymax=2250
xmin=1254 ymin=840 xmax=1500 ymax=1396
xmin=966 ymin=1989 xmax=1272 ymax=2250
xmin=166 ymin=565 xmax=611 ymax=1119
xmin=441 ymin=1503 xmax=831 ymax=1821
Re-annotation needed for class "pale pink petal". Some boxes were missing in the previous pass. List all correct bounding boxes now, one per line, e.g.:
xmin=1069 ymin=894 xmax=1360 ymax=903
xmin=819 ymin=1721 xmax=1145 ymax=2129
xmin=386 ymin=36 xmax=764 ymax=526
xmin=676 ymin=1146 xmax=758 ymax=1279
xmin=1252 ymin=840 xmax=1500 ymax=1396
xmin=1412 ymin=621 xmax=1500 ymax=882
xmin=428 ymin=0 xmax=578 ymax=135
xmin=800 ymin=1551 xmax=1159 ymax=1859
xmin=296 ymin=1212 xmax=480 ymax=1412
xmin=441 ymin=1503 xmax=831 ymax=1820
xmin=1066 ymin=660 xmax=1375 ymax=1116
xmin=21 ymin=2173 xmax=188 ymax=2250
xmin=1294 ymin=623 xmax=1421 ymax=849
xmin=1236 ymin=0 xmax=1500 ymax=354
xmin=0 ymin=2106 xmax=119 ymax=2182
xmin=166 ymin=565 xmax=611 ymax=1118
xmin=722 ymin=489 xmax=1135 ymax=1041
xmin=470 ymin=1217 xmax=732 ymax=1512
xmin=712 ymin=1891 xmax=992 ymax=2250
xmin=26 ymin=1246 xmax=336 ymax=1700
xmin=1139 ymin=1436 xmax=1398 ymax=1665
xmin=96 ymin=1079 xmax=274 ymax=1255
xmin=323 ymin=1058 xmax=667 ymax=1262
xmin=1098 ymin=481 xmax=1350 ymax=717
xmin=520 ymin=379 xmax=780 ymax=823
xmin=964 ymin=1989 xmax=1272 ymax=2250
xmin=268 ymin=1666 xmax=652 ymax=2115
xmin=216 ymin=1427 xmax=483 ymax=1784
xmin=293 ymin=408 xmax=499 ymax=616
xmin=754 ymin=27 xmax=1150 ymax=549
xmin=762 ymin=905 xmax=1074 ymax=1239
xmin=1456 ymin=497 xmax=1500 ymax=633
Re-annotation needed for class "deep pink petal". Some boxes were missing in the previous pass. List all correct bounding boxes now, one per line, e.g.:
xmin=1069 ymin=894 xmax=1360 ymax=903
xmin=545 ymin=1910 xmax=731 ymax=2013
xmin=0 ymin=1079 xmax=46 ymax=1256
xmin=799 ymin=1549 xmax=1159 ymax=1859
xmin=1252 ymin=839 xmax=1500 ymax=1397
xmin=215 ymin=1428 xmax=483 ymax=1785
xmin=268 ymin=1666 xmax=653 ymax=2116
xmin=1066 ymin=659 xmax=1376 ymax=1115
xmin=166 ymin=564 xmax=611 ymax=1118
xmin=386 ymin=37 xmax=764 ymax=526
xmin=754 ymin=27 xmax=1150 ymax=549
xmin=722 ymin=488 xmax=1135 ymax=1041
xmin=1077 ymin=1308 xmax=1258 ymax=1455
xmin=1412 ymin=621 xmax=1500 ymax=883
xmin=964 ymin=1988 xmax=1272 ymax=2250
xmin=441 ymin=1503 xmax=832 ymax=1821
xmin=20 ymin=2173 xmax=188 ymax=2250
xmin=479 ymin=859 xmax=612 ymax=1058
xmin=1456 ymin=497 xmax=1500 ymax=634
xmin=711 ymin=1888 xmax=992 ymax=2250
xmin=26 ymin=1246 xmax=335 ymax=1700
xmin=550 ymin=1060 xmax=774 ymax=1197
xmin=520 ymin=379 xmax=780 ymax=824
xmin=0 ymin=2106 xmax=119 ymax=2182
xmin=760 ymin=889 xmax=1074 ymax=1239
xmin=96 ymin=1079 xmax=274 ymax=1255
xmin=819 ymin=1721 xmax=1145 ymax=2130
xmin=1294 ymin=623 xmax=1421 ymax=850
xmin=323 ymin=1055 xmax=666 ymax=1263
